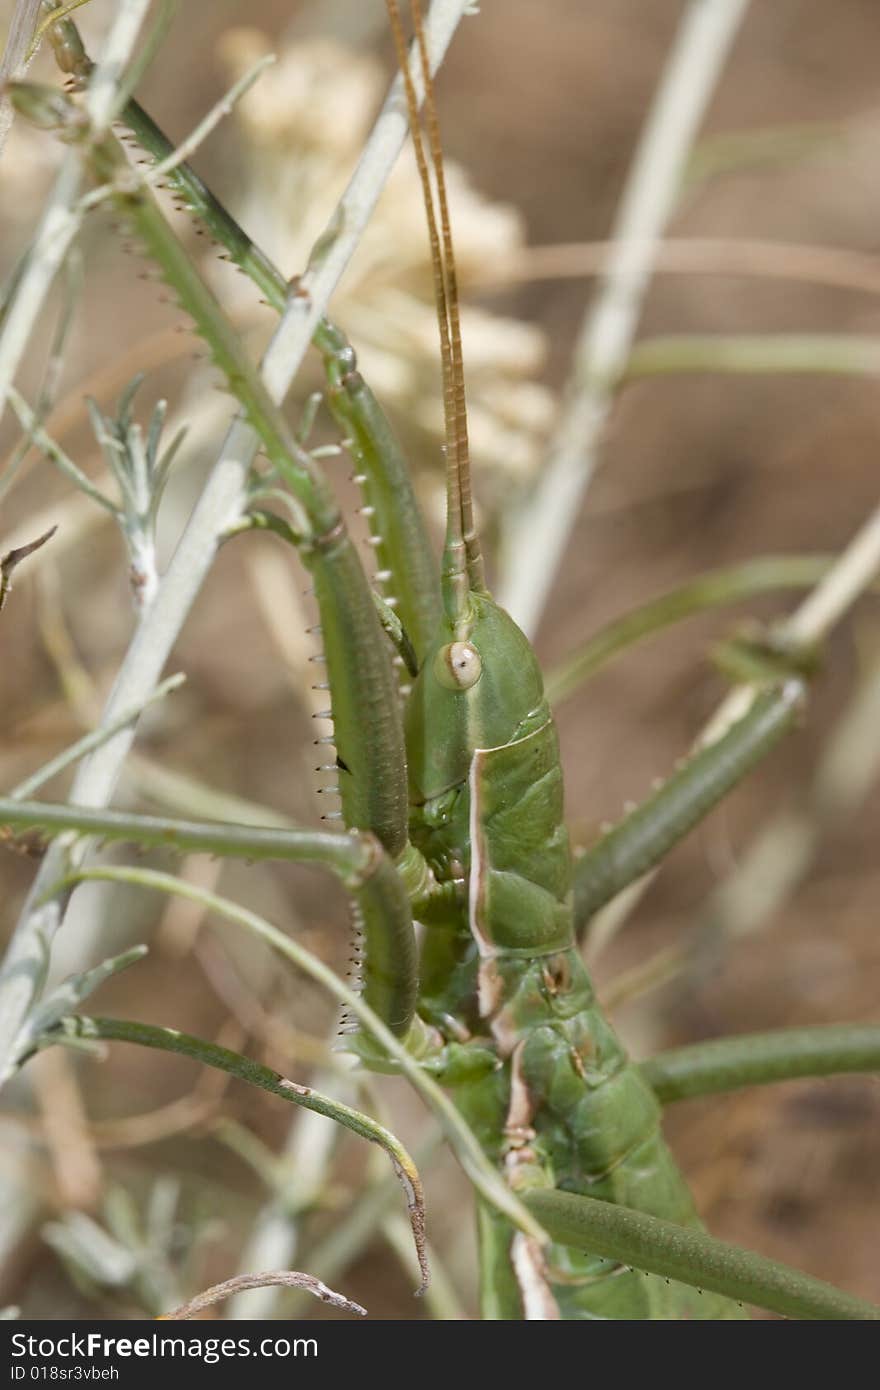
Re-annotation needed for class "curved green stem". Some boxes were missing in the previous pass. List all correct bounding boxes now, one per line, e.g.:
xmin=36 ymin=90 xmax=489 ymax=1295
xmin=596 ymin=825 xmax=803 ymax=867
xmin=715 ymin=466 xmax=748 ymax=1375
xmin=642 ymin=1024 xmax=880 ymax=1103
xmin=546 ymin=555 xmax=833 ymax=706
xmin=524 ymin=1188 xmax=880 ymax=1320
xmin=44 ymin=1013 xmax=429 ymax=1293
xmin=84 ymin=128 xmax=338 ymax=540
xmin=0 ymin=797 xmax=375 ymax=881
xmin=52 ymin=863 xmax=545 ymax=1247
xmin=0 ymin=797 xmax=417 ymax=1040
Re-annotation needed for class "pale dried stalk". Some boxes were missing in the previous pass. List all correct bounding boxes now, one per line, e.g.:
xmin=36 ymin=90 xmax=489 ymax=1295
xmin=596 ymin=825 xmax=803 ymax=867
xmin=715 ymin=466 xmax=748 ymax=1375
xmin=498 ymin=0 xmax=752 ymax=637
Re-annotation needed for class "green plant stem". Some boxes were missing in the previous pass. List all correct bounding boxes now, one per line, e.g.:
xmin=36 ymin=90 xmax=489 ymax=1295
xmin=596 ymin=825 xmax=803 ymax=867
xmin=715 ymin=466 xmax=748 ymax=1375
xmin=642 ymin=1025 xmax=880 ymax=1103
xmin=523 ymin=1189 xmax=880 ymax=1320
xmin=45 ymin=1014 xmax=429 ymax=1293
xmin=53 ymin=864 xmax=545 ymax=1246
xmin=6 ymin=384 xmax=116 ymax=512
xmin=546 ymin=554 xmax=833 ymax=706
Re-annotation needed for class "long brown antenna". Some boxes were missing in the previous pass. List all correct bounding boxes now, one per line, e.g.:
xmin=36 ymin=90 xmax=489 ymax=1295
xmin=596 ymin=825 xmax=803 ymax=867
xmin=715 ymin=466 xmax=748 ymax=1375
xmin=408 ymin=1 xmax=484 ymax=594
xmin=385 ymin=0 xmax=483 ymax=618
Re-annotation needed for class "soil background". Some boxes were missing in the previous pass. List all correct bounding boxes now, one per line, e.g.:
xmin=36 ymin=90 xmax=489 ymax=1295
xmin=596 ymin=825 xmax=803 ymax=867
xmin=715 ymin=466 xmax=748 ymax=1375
xmin=1 ymin=0 xmax=878 ymax=1319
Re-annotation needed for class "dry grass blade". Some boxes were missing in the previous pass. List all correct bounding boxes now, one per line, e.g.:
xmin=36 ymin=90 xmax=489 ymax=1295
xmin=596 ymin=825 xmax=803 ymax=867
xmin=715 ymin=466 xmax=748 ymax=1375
xmin=158 ymin=1270 xmax=367 ymax=1320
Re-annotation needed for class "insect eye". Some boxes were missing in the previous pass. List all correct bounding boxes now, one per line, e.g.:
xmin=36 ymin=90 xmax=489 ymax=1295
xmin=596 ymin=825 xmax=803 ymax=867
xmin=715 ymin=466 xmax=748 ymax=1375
xmin=434 ymin=641 xmax=482 ymax=690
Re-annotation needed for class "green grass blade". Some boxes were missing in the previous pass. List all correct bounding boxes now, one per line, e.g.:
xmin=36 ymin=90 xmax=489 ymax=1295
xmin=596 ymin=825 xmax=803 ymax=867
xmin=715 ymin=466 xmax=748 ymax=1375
xmin=546 ymin=554 xmax=833 ymax=706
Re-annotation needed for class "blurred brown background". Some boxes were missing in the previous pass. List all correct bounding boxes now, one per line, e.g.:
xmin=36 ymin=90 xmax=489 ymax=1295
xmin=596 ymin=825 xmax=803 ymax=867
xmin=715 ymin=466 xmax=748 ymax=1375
xmin=1 ymin=0 xmax=879 ymax=1318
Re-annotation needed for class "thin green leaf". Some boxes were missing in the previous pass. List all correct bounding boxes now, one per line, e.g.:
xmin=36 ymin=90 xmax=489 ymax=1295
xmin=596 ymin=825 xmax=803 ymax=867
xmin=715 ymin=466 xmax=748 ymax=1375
xmin=525 ymin=1188 xmax=880 ymax=1320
